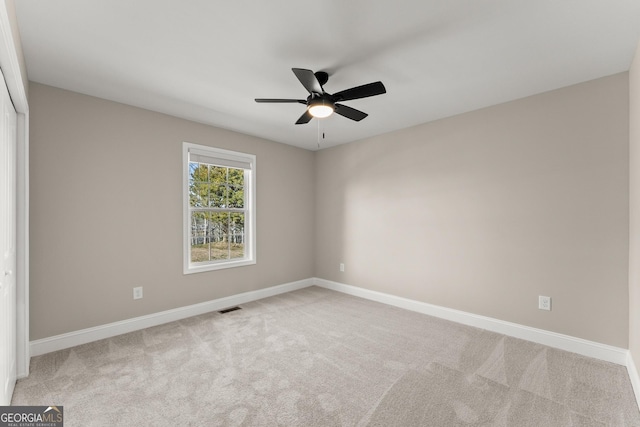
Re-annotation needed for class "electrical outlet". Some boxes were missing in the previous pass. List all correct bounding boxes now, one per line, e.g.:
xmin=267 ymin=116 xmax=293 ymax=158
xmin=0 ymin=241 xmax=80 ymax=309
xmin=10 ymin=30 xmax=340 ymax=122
xmin=133 ymin=286 xmax=143 ymax=300
xmin=340 ymin=263 xmax=345 ymax=272
xmin=538 ymin=295 xmax=551 ymax=311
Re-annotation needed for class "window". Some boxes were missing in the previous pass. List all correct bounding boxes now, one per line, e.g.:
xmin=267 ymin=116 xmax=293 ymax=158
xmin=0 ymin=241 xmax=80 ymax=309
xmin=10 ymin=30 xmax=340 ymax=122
xmin=183 ymin=142 xmax=256 ymax=274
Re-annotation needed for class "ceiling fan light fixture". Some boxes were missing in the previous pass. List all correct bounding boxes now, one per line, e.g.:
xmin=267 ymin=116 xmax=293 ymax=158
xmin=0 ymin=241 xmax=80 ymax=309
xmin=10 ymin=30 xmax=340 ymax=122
xmin=308 ymin=100 xmax=334 ymax=118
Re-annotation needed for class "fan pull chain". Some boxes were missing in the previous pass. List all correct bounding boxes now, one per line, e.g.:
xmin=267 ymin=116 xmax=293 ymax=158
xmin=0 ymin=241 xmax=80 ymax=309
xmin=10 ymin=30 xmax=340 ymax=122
xmin=316 ymin=119 xmax=327 ymax=149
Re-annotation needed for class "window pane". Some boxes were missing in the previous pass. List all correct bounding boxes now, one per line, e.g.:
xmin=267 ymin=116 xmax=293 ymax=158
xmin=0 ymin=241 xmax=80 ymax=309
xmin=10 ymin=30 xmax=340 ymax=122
xmin=190 ymin=212 xmax=210 ymax=263
xmin=189 ymin=163 xmax=209 ymax=207
xmin=209 ymin=184 xmax=228 ymax=208
xmin=228 ymin=169 xmax=244 ymax=208
xmin=229 ymin=213 xmax=245 ymax=259
xmin=190 ymin=163 xmax=209 ymax=183
xmin=189 ymin=190 xmax=205 ymax=208
xmin=209 ymin=165 xmax=226 ymax=185
xmin=188 ymin=163 xmax=196 ymax=187
xmin=228 ymin=168 xmax=244 ymax=186
xmin=209 ymin=212 xmax=229 ymax=260
xmin=228 ymin=186 xmax=244 ymax=208
xmin=189 ymin=162 xmax=203 ymax=182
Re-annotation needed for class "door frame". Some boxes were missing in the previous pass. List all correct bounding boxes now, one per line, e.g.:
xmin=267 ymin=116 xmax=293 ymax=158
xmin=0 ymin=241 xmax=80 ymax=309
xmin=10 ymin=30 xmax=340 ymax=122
xmin=0 ymin=1 xmax=30 ymax=379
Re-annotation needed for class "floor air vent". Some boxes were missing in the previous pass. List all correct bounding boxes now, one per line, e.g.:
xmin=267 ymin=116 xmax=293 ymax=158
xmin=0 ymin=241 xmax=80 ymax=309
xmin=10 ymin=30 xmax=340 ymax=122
xmin=218 ymin=306 xmax=242 ymax=314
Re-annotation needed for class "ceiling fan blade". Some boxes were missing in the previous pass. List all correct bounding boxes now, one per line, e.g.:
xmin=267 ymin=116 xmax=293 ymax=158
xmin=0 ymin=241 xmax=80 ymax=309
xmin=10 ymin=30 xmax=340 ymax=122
xmin=332 ymin=81 xmax=386 ymax=102
xmin=334 ymin=103 xmax=368 ymax=121
xmin=255 ymin=98 xmax=306 ymax=104
xmin=295 ymin=110 xmax=313 ymax=125
xmin=292 ymin=68 xmax=323 ymax=95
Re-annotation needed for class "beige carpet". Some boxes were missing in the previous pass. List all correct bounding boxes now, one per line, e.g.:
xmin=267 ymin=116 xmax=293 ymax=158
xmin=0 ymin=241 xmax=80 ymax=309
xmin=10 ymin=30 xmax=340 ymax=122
xmin=12 ymin=286 xmax=640 ymax=426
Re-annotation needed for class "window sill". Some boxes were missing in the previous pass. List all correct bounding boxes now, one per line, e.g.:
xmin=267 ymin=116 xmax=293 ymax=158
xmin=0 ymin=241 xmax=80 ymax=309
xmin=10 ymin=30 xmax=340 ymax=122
xmin=183 ymin=258 xmax=256 ymax=275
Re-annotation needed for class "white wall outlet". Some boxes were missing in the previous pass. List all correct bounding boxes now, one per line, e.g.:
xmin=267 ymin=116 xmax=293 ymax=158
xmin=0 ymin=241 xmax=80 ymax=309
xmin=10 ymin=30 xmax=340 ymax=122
xmin=133 ymin=286 xmax=143 ymax=300
xmin=538 ymin=295 xmax=551 ymax=311
xmin=339 ymin=263 xmax=345 ymax=272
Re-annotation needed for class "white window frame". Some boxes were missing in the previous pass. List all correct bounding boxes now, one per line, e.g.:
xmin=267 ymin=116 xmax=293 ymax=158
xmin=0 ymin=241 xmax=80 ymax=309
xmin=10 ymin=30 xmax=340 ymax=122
xmin=183 ymin=142 xmax=256 ymax=274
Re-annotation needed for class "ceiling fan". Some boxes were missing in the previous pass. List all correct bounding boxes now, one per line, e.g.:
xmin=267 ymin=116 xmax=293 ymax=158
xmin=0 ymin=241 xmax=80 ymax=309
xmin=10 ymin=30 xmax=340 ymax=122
xmin=255 ymin=68 xmax=386 ymax=125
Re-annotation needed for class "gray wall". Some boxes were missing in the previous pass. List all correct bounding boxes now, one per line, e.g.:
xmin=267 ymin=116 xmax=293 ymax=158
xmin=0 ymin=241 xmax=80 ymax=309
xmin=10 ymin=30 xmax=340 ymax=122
xmin=29 ymin=83 xmax=316 ymax=340
xmin=30 ymin=73 xmax=631 ymax=349
xmin=630 ymin=42 xmax=640 ymax=366
xmin=315 ymin=73 xmax=629 ymax=348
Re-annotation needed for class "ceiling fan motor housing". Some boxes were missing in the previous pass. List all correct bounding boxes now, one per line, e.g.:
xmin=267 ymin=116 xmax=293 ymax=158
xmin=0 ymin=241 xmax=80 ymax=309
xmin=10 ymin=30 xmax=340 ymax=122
xmin=307 ymin=93 xmax=334 ymax=107
xmin=314 ymin=71 xmax=329 ymax=87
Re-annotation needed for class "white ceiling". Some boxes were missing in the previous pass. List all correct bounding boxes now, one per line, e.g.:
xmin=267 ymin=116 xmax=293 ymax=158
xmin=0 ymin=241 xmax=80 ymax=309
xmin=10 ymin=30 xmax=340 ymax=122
xmin=14 ymin=0 xmax=640 ymax=150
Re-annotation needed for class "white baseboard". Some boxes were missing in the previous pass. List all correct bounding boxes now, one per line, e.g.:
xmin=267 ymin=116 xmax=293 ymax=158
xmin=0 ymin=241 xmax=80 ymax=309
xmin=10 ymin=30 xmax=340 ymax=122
xmin=30 ymin=278 xmax=313 ymax=357
xmin=314 ymin=278 xmax=629 ymax=366
xmin=30 ymin=276 xmax=631 ymax=368
xmin=27 ymin=276 xmax=640 ymax=410
xmin=627 ymin=352 xmax=640 ymax=409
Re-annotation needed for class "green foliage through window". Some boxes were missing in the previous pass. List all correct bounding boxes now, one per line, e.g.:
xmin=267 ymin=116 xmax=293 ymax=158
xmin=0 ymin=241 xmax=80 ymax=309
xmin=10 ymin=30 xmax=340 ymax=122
xmin=189 ymin=162 xmax=246 ymax=263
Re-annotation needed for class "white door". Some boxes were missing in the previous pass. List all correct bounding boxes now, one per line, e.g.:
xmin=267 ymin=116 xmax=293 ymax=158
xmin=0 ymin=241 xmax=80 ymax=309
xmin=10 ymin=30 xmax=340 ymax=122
xmin=0 ymin=69 xmax=17 ymax=406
